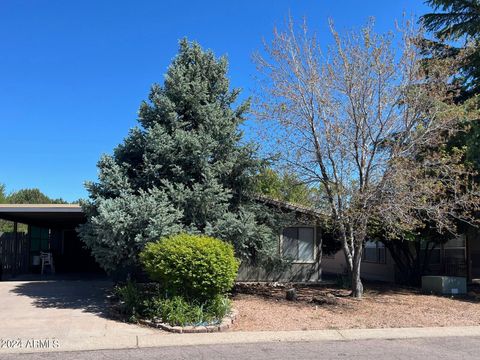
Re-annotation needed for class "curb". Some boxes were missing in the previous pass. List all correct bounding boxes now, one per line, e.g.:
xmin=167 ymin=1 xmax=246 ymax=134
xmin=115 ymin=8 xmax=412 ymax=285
xmin=2 ymin=326 xmax=480 ymax=354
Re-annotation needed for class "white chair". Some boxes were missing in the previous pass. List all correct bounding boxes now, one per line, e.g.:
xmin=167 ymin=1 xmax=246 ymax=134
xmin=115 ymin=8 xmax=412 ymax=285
xmin=40 ymin=252 xmax=55 ymax=275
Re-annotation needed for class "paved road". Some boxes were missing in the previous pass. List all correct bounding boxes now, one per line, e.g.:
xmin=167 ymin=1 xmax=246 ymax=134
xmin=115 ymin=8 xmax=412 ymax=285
xmin=4 ymin=336 xmax=480 ymax=360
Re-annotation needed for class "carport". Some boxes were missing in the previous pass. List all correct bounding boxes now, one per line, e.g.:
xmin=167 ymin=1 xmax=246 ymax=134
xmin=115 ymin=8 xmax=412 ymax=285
xmin=0 ymin=204 xmax=101 ymax=278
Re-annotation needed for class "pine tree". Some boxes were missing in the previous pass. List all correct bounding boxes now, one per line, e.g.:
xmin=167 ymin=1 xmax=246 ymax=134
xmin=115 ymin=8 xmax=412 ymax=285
xmin=421 ymin=0 xmax=480 ymax=97
xmin=422 ymin=0 xmax=480 ymax=40
xmin=0 ymin=184 xmax=6 ymax=204
xmin=78 ymin=40 xmax=281 ymax=273
xmin=420 ymin=0 xmax=480 ymax=170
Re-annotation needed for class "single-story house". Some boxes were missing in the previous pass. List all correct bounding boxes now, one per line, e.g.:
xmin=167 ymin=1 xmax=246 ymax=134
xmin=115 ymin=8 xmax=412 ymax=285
xmin=0 ymin=200 xmax=326 ymax=282
xmin=1 ymin=202 xmax=479 ymax=283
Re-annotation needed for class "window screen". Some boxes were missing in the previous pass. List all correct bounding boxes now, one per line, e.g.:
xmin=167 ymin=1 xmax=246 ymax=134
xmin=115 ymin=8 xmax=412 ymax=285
xmin=282 ymin=227 xmax=298 ymax=259
xmin=298 ymin=227 xmax=314 ymax=261
xmin=363 ymin=241 xmax=386 ymax=264
xmin=282 ymin=227 xmax=315 ymax=261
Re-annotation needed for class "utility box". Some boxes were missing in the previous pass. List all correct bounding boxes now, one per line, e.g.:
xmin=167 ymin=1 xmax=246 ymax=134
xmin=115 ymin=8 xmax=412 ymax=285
xmin=422 ymin=276 xmax=467 ymax=295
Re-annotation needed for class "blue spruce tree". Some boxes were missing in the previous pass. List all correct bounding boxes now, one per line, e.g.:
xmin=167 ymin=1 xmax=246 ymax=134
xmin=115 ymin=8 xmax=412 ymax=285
xmin=79 ymin=40 xmax=281 ymax=273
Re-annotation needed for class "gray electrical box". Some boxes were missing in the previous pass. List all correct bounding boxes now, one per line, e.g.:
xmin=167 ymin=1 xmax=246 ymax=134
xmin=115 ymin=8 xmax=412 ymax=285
xmin=421 ymin=276 xmax=467 ymax=295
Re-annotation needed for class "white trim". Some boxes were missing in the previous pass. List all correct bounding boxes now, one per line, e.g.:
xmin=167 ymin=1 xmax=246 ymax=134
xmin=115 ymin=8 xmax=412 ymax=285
xmin=0 ymin=204 xmax=82 ymax=213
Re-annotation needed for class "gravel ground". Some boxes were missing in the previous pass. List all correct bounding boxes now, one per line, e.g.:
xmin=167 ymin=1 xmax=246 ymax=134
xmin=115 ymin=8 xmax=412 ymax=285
xmin=231 ymin=283 xmax=480 ymax=331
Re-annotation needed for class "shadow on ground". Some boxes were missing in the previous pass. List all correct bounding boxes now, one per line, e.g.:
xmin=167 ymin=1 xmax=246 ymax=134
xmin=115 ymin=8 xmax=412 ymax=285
xmin=8 ymin=277 xmax=114 ymax=318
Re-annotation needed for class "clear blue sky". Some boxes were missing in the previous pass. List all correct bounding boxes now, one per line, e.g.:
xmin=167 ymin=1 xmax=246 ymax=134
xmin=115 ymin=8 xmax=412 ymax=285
xmin=0 ymin=0 xmax=430 ymax=202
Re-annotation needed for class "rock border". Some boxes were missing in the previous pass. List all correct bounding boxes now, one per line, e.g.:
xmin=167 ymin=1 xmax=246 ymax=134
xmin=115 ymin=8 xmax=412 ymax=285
xmin=138 ymin=309 xmax=238 ymax=333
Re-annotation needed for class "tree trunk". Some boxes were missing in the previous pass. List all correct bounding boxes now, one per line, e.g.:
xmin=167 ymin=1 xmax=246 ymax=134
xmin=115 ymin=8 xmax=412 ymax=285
xmin=351 ymin=245 xmax=364 ymax=298
xmin=316 ymin=229 xmax=323 ymax=282
xmin=340 ymin=222 xmax=364 ymax=298
xmin=340 ymin=225 xmax=354 ymax=273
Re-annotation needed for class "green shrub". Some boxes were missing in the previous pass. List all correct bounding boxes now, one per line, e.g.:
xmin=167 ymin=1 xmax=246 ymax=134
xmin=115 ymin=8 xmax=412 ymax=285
xmin=160 ymin=296 xmax=204 ymax=326
xmin=144 ymin=295 xmax=232 ymax=326
xmin=115 ymin=280 xmax=144 ymax=320
xmin=140 ymin=233 xmax=239 ymax=302
xmin=205 ymin=294 xmax=232 ymax=320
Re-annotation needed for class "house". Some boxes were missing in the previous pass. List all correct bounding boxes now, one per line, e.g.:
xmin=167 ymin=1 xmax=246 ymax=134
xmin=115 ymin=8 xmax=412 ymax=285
xmin=0 ymin=200 xmax=325 ymax=282
xmin=1 ymin=202 xmax=479 ymax=284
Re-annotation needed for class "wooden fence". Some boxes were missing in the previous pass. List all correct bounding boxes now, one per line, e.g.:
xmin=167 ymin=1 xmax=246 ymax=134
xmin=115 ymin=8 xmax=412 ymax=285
xmin=0 ymin=232 xmax=29 ymax=276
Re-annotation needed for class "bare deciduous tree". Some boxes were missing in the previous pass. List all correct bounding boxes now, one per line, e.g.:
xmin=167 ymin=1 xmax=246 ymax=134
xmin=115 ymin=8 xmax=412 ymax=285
xmin=255 ymin=17 xmax=479 ymax=298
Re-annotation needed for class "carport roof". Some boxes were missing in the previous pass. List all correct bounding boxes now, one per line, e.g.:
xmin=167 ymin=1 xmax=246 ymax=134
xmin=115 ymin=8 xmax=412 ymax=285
xmin=0 ymin=204 xmax=86 ymax=227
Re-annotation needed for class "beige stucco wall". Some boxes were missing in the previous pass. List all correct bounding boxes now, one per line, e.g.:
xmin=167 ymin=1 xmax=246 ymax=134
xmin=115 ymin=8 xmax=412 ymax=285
xmin=322 ymin=248 xmax=396 ymax=283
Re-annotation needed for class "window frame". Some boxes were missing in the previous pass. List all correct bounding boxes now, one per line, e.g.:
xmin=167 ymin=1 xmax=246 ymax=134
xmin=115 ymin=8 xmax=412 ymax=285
xmin=362 ymin=240 xmax=386 ymax=264
xmin=280 ymin=225 xmax=317 ymax=264
xmin=442 ymin=234 xmax=466 ymax=264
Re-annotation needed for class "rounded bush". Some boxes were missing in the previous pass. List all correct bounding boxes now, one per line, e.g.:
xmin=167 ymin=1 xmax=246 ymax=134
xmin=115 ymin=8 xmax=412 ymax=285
xmin=140 ymin=233 xmax=239 ymax=301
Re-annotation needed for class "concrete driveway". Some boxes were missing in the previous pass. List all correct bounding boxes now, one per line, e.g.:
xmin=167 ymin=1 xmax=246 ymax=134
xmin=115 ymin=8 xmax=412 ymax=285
xmin=0 ymin=279 xmax=157 ymax=340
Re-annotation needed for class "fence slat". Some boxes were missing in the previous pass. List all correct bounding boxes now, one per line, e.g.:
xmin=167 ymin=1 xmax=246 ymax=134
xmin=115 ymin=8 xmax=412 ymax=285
xmin=0 ymin=233 xmax=29 ymax=275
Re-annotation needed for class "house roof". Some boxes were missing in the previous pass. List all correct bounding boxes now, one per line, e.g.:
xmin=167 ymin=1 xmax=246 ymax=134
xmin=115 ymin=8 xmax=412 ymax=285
xmin=0 ymin=204 xmax=85 ymax=227
xmin=0 ymin=197 xmax=328 ymax=227
xmin=0 ymin=204 xmax=82 ymax=211
xmin=253 ymin=194 xmax=328 ymax=219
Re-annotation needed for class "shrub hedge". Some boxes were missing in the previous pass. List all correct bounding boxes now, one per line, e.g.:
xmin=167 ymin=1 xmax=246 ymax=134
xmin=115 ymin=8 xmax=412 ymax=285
xmin=140 ymin=233 xmax=239 ymax=302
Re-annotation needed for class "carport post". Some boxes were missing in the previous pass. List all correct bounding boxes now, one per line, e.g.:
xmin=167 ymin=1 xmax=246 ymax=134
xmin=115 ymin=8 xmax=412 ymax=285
xmin=13 ymin=221 xmax=18 ymax=276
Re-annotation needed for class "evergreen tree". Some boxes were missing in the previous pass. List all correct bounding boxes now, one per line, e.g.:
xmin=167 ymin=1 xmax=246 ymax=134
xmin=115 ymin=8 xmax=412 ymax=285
xmin=422 ymin=0 xmax=480 ymax=40
xmin=0 ymin=184 xmax=8 ymax=233
xmin=421 ymin=0 xmax=480 ymax=97
xmin=0 ymin=184 xmax=6 ymax=204
xmin=79 ymin=40 xmax=280 ymax=273
xmin=421 ymin=0 xmax=480 ymax=170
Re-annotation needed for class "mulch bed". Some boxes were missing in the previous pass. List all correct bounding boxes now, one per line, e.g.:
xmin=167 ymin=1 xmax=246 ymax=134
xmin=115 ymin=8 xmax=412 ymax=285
xmin=230 ymin=282 xmax=480 ymax=331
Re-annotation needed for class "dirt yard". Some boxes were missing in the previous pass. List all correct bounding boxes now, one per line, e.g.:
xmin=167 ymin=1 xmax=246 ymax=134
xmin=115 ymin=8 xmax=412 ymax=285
xmin=231 ymin=283 xmax=480 ymax=331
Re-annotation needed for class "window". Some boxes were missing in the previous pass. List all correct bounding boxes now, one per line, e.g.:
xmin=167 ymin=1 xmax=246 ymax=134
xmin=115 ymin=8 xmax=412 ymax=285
xmin=444 ymin=235 xmax=466 ymax=263
xmin=30 ymin=226 xmax=50 ymax=252
xmin=282 ymin=227 xmax=315 ymax=262
xmin=362 ymin=241 xmax=386 ymax=264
